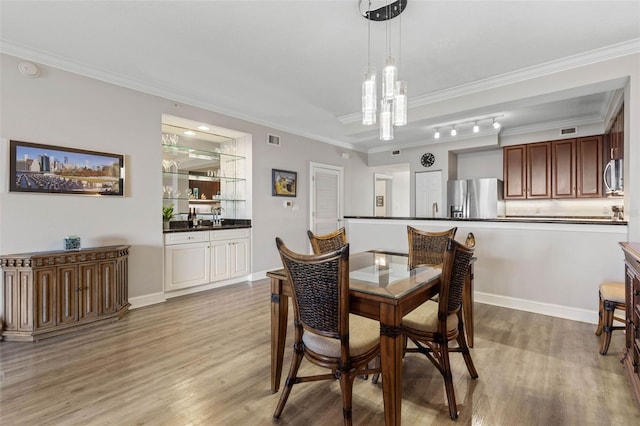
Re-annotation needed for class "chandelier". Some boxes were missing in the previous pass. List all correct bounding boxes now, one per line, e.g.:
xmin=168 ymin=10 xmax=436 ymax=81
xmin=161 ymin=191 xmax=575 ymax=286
xmin=361 ymin=0 xmax=408 ymax=141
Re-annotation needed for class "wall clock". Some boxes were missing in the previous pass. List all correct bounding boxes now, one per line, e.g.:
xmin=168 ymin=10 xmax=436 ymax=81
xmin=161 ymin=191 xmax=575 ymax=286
xmin=421 ymin=152 xmax=435 ymax=167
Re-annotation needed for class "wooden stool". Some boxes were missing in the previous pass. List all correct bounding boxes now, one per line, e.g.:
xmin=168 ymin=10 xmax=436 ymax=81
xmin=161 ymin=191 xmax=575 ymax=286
xmin=595 ymin=281 xmax=626 ymax=355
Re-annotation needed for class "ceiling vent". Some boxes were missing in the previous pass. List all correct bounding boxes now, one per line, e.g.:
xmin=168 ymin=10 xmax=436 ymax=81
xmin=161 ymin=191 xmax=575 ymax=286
xmin=391 ymin=150 xmax=401 ymax=156
xmin=267 ymin=133 xmax=281 ymax=146
xmin=560 ymin=126 xmax=577 ymax=136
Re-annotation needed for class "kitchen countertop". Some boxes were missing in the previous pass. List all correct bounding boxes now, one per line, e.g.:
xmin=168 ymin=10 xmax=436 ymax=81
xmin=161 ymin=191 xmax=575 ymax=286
xmin=344 ymin=216 xmax=627 ymax=225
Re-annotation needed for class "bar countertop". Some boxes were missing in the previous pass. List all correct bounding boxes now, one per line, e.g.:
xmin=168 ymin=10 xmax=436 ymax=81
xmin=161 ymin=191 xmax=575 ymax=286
xmin=344 ymin=216 xmax=627 ymax=226
xmin=163 ymin=219 xmax=252 ymax=234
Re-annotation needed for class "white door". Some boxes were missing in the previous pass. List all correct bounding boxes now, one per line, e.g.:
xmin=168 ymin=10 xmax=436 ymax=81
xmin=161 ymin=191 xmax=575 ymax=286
xmin=415 ymin=171 xmax=443 ymax=218
xmin=310 ymin=162 xmax=344 ymax=236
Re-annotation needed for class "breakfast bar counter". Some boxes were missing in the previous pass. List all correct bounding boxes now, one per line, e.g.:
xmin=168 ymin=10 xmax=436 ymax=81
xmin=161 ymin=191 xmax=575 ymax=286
xmin=345 ymin=217 xmax=627 ymax=324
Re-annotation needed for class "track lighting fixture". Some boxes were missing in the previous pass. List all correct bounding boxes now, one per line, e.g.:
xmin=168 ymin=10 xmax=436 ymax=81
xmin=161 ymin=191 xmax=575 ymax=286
xmin=431 ymin=116 xmax=503 ymax=139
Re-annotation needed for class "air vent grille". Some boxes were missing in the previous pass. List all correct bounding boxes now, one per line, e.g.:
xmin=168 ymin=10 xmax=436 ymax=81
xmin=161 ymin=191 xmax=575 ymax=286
xmin=560 ymin=127 xmax=577 ymax=135
xmin=267 ymin=134 xmax=281 ymax=146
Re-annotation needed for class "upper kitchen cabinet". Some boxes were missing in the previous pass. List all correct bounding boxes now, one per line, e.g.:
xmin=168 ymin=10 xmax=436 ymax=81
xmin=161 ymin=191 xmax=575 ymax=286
xmin=503 ymin=142 xmax=551 ymax=199
xmin=527 ymin=142 xmax=552 ymax=199
xmin=552 ymin=139 xmax=576 ymax=198
xmin=503 ymin=145 xmax=527 ymax=199
xmin=161 ymin=122 xmax=249 ymax=222
xmin=576 ymin=135 xmax=602 ymax=198
xmin=504 ymin=135 xmax=603 ymax=200
xmin=605 ymin=105 xmax=624 ymax=161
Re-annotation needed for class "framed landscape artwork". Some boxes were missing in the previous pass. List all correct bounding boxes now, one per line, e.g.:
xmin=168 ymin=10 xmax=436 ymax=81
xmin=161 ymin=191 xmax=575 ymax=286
xmin=272 ymin=169 xmax=297 ymax=197
xmin=9 ymin=140 xmax=124 ymax=196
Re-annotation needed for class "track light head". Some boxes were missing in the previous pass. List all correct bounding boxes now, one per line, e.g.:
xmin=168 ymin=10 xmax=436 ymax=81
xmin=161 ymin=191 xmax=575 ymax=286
xmin=493 ymin=118 xmax=501 ymax=129
xmin=434 ymin=128 xmax=440 ymax=139
xmin=450 ymin=125 xmax=457 ymax=136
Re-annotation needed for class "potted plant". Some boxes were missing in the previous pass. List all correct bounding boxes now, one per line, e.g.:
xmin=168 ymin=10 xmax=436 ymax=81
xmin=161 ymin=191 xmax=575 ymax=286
xmin=162 ymin=205 xmax=175 ymax=230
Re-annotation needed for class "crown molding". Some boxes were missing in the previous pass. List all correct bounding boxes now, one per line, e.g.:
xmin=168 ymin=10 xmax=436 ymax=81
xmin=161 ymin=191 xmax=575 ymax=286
xmin=339 ymin=38 xmax=640 ymax=125
xmin=500 ymin=115 xmax=603 ymax=137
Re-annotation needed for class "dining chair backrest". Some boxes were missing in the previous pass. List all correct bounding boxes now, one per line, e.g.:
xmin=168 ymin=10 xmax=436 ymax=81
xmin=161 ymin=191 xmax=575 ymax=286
xmin=407 ymin=226 xmax=457 ymax=269
xmin=439 ymin=238 xmax=475 ymax=316
xmin=276 ymin=237 xmax=350 ymax=340
xmin=307 ymin=227 xmax=347 ymax=255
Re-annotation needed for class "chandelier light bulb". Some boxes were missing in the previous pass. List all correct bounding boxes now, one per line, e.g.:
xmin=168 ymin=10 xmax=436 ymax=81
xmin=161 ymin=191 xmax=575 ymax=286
xmin=473 ymin=121 xmax=479 ymax=133
xmin=380 ymin=100 xmax=393 ymax=141
xmin=393 ymin=81 xmax=407 ymax=126
xmin=362 ymin=66 xmax=377 ymax=125
xmin=382 ymin=56 xmax=397 ymax=101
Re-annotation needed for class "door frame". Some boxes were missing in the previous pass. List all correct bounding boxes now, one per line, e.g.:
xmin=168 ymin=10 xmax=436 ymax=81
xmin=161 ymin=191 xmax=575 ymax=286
xmin=309 ymin=162 xmax=344 ymax=235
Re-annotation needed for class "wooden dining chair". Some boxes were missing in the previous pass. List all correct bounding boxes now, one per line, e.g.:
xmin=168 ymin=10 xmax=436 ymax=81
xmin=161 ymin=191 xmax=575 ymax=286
xmin=307 ymin=227 xmax=347 ymax=254
xmin=274 ymin=238 xmax=380 ymax=426
xmin=402 ymin=238 xmax=478 ymax=420
xmin=407 ymin=226 xmax=457 ymax=269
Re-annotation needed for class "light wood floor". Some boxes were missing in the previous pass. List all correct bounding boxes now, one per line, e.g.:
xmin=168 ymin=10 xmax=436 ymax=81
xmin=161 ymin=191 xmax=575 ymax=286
xmin=1 ymin=279 xmax=638 ymax=426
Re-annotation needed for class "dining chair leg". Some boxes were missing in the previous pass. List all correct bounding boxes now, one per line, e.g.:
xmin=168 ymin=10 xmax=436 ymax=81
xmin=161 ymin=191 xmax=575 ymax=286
xmin=439 ymin=343 xmax=459 ymax=420
xmin=595 ymin=292 xmax=604 ymax=336
xmin=457 ymin=312 xmax=479 ymax=378
xmin=273 ymin=343 xmax=304 ymax=419
xmin=599 ymin=300 xmax=616 ymax=355
xmin=338 ymin=371 xmax=354 ymax=426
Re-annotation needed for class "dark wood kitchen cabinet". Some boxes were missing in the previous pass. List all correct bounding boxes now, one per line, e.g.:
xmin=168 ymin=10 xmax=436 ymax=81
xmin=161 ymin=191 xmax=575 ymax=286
xmin=504 ymin=135 xmax=603 ymax=200
xmin=0 ymin=245 xmax=129 ymax=341
xmin=576 ymin=135 xmax=602 ymax=198
xmin=606 ymin=106 xmax=624 ymax=161
xmin=504 ymin=142 xmax=552 ymax=199
xmin=552 ymin=139 xmax=576 ymax=198
xmin=503 ymin=145 xmax=527 ymax=199
xmin=527 ymin=142 xmax=552 ymax=199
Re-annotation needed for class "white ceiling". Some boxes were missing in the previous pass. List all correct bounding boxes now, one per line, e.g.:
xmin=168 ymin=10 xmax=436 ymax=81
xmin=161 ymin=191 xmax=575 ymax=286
xmin=1 ymin=1 xmax=639 ymax=153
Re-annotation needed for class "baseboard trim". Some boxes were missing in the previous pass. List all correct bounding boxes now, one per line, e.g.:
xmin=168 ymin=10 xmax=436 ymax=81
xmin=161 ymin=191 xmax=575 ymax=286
xmin=475 ymin=291 xmax=597 ymax=324
xmin=129 ymin=292 xmax=166 ymax=309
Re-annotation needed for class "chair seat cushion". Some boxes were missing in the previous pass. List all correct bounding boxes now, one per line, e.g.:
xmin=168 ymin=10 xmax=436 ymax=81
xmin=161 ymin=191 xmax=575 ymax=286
xmin=600 ymin=281 xmax=625 ymax=303
xmin=302 ymin=314 xmax=379 ymax=358
xmin=402 ymin=300 xmax=458 ymax=333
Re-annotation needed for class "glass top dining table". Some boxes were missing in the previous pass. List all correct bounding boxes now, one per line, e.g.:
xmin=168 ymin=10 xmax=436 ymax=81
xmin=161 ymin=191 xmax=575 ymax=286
xmin=268 ymin=249 xmax=462 ymax=426
xmin=347 ymin=250 xmax=441 ymax=298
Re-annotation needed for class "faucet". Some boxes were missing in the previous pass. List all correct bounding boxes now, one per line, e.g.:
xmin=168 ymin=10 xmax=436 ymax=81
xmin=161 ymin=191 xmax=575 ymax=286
xmin=432 ymin=202 xmax=439 ymax=218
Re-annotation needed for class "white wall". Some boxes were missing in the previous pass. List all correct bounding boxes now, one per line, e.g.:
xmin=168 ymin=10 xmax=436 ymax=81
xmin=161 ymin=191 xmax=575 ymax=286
xmin=0 ymin=53 xmax=372 ymax=311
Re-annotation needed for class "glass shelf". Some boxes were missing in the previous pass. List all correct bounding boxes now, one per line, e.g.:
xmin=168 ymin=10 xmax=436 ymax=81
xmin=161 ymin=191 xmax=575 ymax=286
xmin=162 ymin=171 xmax=245 ymax=182
xmin=163 ymin=197 xmax=245 ymax=202
xmin=162 ymin=143 xmax=245 ymax=161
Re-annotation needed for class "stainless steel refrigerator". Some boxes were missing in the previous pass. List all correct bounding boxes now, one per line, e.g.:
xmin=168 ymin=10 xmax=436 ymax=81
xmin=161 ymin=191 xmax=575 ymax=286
xmin=447 ymin=178 xmax=504 ymax=219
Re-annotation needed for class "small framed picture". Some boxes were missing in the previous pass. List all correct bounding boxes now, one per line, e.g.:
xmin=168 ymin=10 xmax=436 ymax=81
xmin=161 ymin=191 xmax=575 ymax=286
xmin=272 ymin=169 xmax=297 ymax=197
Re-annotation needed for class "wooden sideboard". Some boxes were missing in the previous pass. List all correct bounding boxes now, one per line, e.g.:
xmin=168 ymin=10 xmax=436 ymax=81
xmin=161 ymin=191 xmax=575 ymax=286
xmin=620 ymin=242 xmax=640 ymax=409
xmin=0 ymin=245 xmax=130 ymax=341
